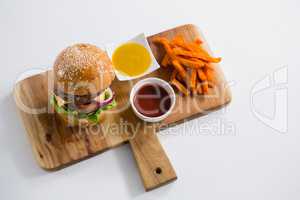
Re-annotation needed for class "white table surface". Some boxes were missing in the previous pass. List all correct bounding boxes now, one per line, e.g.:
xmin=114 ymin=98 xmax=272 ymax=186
xmin=0 ymin=0 xmax=298 ymax=199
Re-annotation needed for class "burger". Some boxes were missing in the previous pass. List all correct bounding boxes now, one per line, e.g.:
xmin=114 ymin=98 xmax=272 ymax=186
xmin=51 ymin=43 xmax=116 ymax=126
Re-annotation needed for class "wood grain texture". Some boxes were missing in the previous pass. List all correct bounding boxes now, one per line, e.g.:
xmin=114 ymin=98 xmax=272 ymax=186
xmin=129 ymin=125 xmax=177 ymax=191
xmin=14 ymin=24 xmax=231 ymax=173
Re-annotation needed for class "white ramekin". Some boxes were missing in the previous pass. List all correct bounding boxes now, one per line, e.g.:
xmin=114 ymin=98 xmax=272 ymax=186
xmin=130 ymin=77 xmax=176 ymax=123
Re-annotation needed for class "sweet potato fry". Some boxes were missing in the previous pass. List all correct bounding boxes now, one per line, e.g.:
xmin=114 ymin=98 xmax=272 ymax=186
xmin=197 ymin=69 xmax=209 ymax=93
xmin=197 ymin=69 xmax=207 ymax=81
xmin=204 ymin=67 xmax=214 ymax=82
xmin=190 ymin=69 xmax=197 ymax=89
xmin=191 ymin=44 xmax=221 ymax=63
xmin=177 ymin=57 xmax=206 ymax=69
xmin=154 ymin=35 xmax=220 ymax=97
xmin=172 ymin=35 xmax=185 ymax=44
xmin=161 ymin=54 xmax=170 ymax=67
xmin=194 ymin=38 xmax=202 ymax=45
xmin=202 ymin=82 xmax=209 ymax=94
xmin=172 ymin=41 xmax=193 ymax=51
xmin=171 ymin=37 xmax=220 ymax=62
xmin=172 ymin=60 xmax=187 ymax=79
xmin=170 ymin=79 xmax=189 ymax=96
xmin=153 ymin=37 xmax=176 ymax=60
xmin=153 ymin=37 xmax=168 ymax=44
xmin=170 ymin=69 xmax=178 ymax=81
xmin=168 ymin=68 xmax=185 ymax=82
xmin=173 ymin=48 xmax=221 ymax=63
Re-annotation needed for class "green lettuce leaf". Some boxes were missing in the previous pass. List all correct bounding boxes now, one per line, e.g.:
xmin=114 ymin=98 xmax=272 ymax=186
xmin=51 ymin=95 xmax=117 ymax=124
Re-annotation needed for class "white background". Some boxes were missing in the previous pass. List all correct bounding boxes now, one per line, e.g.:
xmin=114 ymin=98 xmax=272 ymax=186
xmin=0 ymin=0 xmax=298 ymax=199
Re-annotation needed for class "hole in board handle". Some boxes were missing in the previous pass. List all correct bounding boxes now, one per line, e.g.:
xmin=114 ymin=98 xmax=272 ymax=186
xmin=155 ymin=167 xmax=162 ymax=174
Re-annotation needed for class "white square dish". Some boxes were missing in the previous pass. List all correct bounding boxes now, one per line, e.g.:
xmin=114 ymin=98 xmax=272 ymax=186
xmin=106 ymin=33 xmax=160 ymax=81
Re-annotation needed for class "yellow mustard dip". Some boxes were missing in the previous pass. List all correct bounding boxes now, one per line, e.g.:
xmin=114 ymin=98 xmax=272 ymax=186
xmin=112 ymin=42 xmax=152 ymax=77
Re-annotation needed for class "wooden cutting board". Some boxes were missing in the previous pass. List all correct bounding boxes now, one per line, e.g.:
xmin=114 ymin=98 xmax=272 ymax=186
xmin=14 ymin=24 xmax=231 ymax=191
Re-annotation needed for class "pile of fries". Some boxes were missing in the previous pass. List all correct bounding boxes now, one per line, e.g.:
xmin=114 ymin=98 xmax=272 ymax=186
xmin=153 ymin=35 xmax=221 ymax=96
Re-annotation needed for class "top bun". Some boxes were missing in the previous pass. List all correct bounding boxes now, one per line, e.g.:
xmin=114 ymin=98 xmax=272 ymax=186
xmin=53 ymin=43 xmax=115 ymax=96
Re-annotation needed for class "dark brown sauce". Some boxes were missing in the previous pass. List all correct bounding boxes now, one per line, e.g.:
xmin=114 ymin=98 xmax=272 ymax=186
xmin=133 ymin=84 xmax=171 ymax=117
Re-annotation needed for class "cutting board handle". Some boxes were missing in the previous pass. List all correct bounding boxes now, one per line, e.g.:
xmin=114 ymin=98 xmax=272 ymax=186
xmin=129 ymin=125 xmax=177 ymax=191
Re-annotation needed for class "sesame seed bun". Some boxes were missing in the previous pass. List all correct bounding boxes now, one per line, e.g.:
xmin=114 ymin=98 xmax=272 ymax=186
xmin=53 ymin=43 xmax=115 ymax=96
